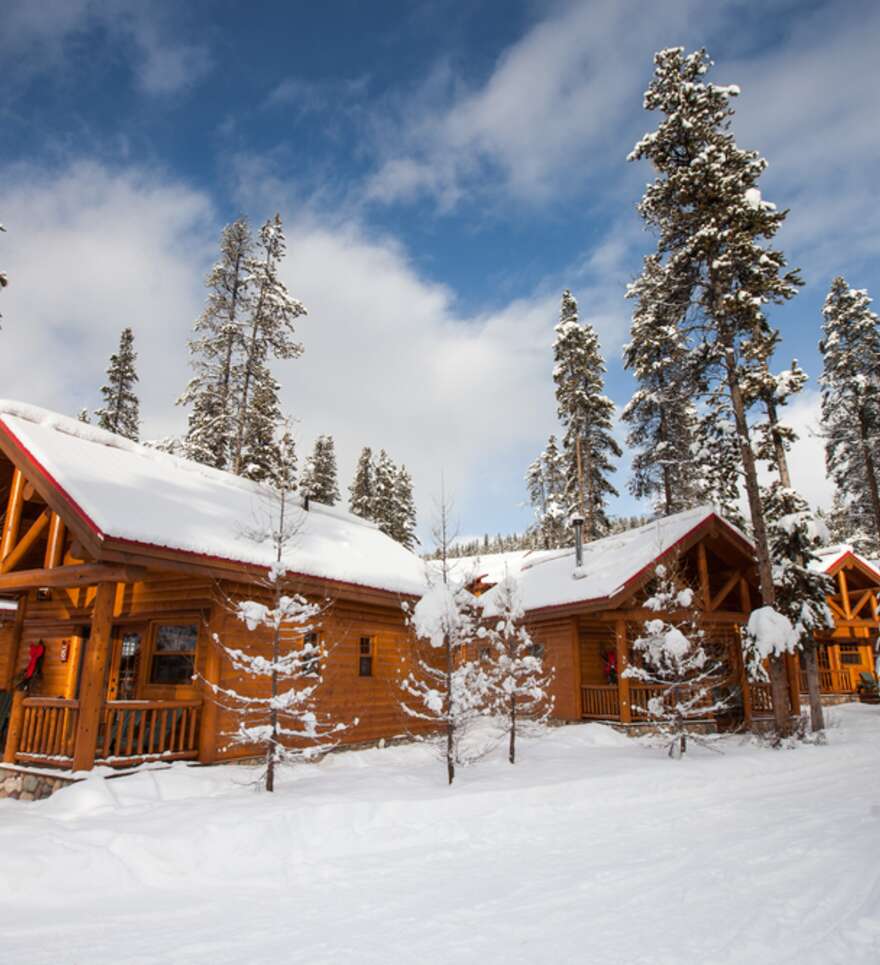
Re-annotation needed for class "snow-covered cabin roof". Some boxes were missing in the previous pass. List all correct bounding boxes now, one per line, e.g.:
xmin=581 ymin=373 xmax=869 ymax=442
xmin=427 ymin=548 xmax=560 ymax=586
xmin=0 ymin=401 xmax=429 ymax=598
xmin=480 ymin=505 xmax=753 ymax=615
xmin=811 ymin=544 xmax=880 ymax=584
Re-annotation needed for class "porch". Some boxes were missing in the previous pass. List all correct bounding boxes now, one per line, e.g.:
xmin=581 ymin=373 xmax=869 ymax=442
xmin=4 ymin=694 xmax=201 ymax=769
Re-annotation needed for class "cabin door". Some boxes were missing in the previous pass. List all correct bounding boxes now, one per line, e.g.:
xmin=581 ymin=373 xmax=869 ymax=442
xmin=107 ymin=626 xmax=147 ymax=701
xmin=838 ymin=642 xmax=873 ymax=690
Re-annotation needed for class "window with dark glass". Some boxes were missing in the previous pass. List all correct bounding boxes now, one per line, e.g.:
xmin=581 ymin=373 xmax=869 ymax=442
xmin=528 ymin=642 xmax=545 ymax=660
xmin=359 ymin=636 xmax=373 ymax=677
xmin=303 ymin=631 xmax=321 ymax=677
xmin=149 ymin=623 xmax=198 ymax=685
xmin=839 ymin=643 xmax=862 ymax=665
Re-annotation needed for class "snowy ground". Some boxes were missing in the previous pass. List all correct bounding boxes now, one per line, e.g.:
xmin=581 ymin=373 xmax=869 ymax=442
xmin=2 ymin=706 xmax=879 ymax=965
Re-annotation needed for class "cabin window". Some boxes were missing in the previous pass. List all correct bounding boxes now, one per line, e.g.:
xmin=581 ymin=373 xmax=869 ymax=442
xmin=839 ymin=644 xmax=862 ymax=666
xmin=528 ymin=642 xmax=545 ymax=660
xmin=478 ymin=644 xmax=492 ymax=663
xmin=149 ymin=623 xmax=198 ymax=685
xmin=303 ymin=631 xmax=321 ymax=677
xmin=359 ymin=636 xmax=373 ymax=677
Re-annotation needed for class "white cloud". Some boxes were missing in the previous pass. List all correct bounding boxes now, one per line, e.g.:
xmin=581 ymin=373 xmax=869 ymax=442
xmin=781 ymin=389 xmax=833 ymax=511
xmin=0 ymin=161 xmax=566 ymax=539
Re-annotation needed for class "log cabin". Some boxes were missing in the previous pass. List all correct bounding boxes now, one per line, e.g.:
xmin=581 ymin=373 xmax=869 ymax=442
xmin=460 ymin=507 xmax=802 ymax=728
xmin=806 ymin=545 xmax=880 ymax=699
xmin=0 ymin=401 xmax=429 ymax=774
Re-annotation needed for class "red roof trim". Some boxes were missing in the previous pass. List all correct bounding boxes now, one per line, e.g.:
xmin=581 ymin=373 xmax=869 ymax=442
xmin=526 ymin=512 xmax=754 ymax=618
xmin=823 ymin=548 xmax=880 ymax=584
xmin=0 ymin=419 xmax=418 ymax=602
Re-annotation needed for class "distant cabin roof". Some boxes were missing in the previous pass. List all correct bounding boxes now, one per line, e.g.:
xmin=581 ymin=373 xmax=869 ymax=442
xmin=811 ymin=544 xmax=880 ymax=583
xmin=479 ymin=506 xmax=753 ymax=614
xmin=0 ymin=401 xmax=428 ymax=598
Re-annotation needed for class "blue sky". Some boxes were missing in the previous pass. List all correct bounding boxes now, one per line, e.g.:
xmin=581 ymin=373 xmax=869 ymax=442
xmin=1 ymin=0 xmax=878 ymax=544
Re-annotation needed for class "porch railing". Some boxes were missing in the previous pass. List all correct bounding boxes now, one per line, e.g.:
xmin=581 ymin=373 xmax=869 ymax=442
xmin=798 ymin=669 xmax=853 ymax=694
xmin=629 ymin=682 xmax=725 ymax=720
xmin=581 ymin=685 xmax=620 ymax=719
xmin=95 ymin=700 xmax=201 ymax=764
xmin=16 ymin=697 xmax=79 ymax=764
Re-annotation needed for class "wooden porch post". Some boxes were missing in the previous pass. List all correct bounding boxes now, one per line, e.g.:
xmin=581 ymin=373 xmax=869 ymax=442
xmin=2 ymin=596 xmax=28 ymax=763
xmin=72 ymin=582 xmax=115 ymax=771
xmin=197 ymin=606 xmax=223 ymax=764
xmin=43 ymin=513 xmax=66 ymax=569
xmin=0 ymin=468 xmax=25 ymax=562
xmin=785 ymin=653 xmax=801 ymax=718
xmin=615 ymin=619 xmax=631 ymax=724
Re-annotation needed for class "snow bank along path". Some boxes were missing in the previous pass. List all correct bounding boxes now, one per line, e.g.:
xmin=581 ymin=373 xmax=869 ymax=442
xmin=1 ymin=705 xmax=879 ymax=964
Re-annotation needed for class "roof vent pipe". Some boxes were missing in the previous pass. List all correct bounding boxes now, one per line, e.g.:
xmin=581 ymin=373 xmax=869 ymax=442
xmin=570 ymin=513 xmax=585 ymax=569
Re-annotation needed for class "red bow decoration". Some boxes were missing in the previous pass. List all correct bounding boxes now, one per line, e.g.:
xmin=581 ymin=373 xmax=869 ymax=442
xmin=24 ymin=640 xmax=45 ymax=680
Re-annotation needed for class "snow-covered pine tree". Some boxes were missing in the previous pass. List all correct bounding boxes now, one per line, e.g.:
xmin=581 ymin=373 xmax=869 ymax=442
xmin=691 ymin=392 xmax=746 ymax=528
xmin=479 ymin=571 xmax=554 ymax=764
xmin=349 ymin=446 xmax=375 ymax=519
xmin=372 ymin=449 xmax=398 ymax=535
xmin=820 ymin=277 xmax=880 ymax=556
xmin=231 ymin=214 xmax=307 ymax=476
xmin=179 ymin=217 xmax=254 ymax=470
xmin=77 ymin=408 xmax=90 ymax=424
xmin=763 ymin=483 xmax=833 ymax=732
xmin=552 ymin=289 xmax=621 ymax=540
xmin=400 ymin=492 xmax=492 ymax=785
xmin=525 ymin=435 xmax=568 ymax=549
xmin=624 ymin=255 xmax=700 ymax=516
xmin=95 ymin=327 xmax=140 ymax=441
xmin=238 ymin=362 xmax=285 ymax=483
xmin=623 ymin=564 xmax=729 ymax=758
xmin=630 ymin=47 xmax=803 ymax=735
xmin=391 ymin=464 xmax=418 ymax=551
xmin=202 ymin=426 xmax=345 ymax=792
xmin=299 ymin=434 xmax=340 ymax=506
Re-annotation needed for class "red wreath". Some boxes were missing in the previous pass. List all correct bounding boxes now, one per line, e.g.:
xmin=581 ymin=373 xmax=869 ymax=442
xmin=23 ymin=641 xmax=45 ymax=682
xmin=603 ymin=650 xmax=617 ymax=684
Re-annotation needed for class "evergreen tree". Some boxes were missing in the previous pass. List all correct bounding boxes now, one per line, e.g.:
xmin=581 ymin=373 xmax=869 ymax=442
xmin=77 ymin=408 xmax=90 ymax=424
xmin=201 ymin=426 xmax=346 ymax=792
xmin=349 ymin=447 xmax=375 ymax=519
xmin=479 ymin=571 xmax=554 ymax=764
xmin=820 ymin=277 xmax=880 ymax=555
xmin=372 ymin=449 xmax=398 ymax=533
xmin=95 ymin=327 xmax=140 ymax=441
xmin=179 ymin=217 xmax=254 ymax=470
xmin=552 ymin=290 xmax=621 ymax=540
xmin=390 ymin=464 xmax=418 ymax=551
xmin=238 ymin=363 xmax=285 ymax=484
xmin=622 ymin=564 xmax=730 ymax=758
xmin=231 ymin=214 xmax=307 ymax=476
xmin=624 ymin=255 xmax=700 ymax=516
xmin=629 ymin=47 xmax=803 ymax=735
xmin=525 ymin=434 xmax=568 ymax=548
xmin=300 ymin=434 xmax=340 ymax=506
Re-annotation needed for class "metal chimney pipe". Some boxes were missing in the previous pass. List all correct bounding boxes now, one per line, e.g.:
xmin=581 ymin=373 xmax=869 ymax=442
xmin=570 ymin=513 xmax=585 ymax=569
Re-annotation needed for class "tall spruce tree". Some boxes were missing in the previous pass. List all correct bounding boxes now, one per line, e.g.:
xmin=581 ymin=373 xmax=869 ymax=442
xmin=179 ymin=217 xmax=253 ymax=470
xmin=624 ymin=255 xmax=700 ymax=516
xmin=391 ymin=464 xmax=418 ymax=551
xmin=231 ymin=214 xmax=307 ymax=476
xmin=372 ymin=449 xmax=398 ymax=533
xmin=349 ymin=447 xmax=375 ymax=519
xmin=238 ymin=363 xmax=285 ymax=483
xmin=552 ymin=289 xmax=621 ymax=540
xmin=820 ymin=277 xmax=880 ymax=555
xmin=525 ymin=434 xmax=568 ymax=549
xmin=629 ymin=47 xmax=803 ymax=734
xmin=300 ymin=434 xmax=340 ymax=506
xmin=95 ymin=327 xmax=140 ymax=441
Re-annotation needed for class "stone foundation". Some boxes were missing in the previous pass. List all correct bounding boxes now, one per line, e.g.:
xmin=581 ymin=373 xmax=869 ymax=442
xmin=0 ymin=764 xmax=79 ymax=801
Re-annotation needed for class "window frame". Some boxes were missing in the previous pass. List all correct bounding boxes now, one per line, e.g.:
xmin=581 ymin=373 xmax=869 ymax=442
xmin=358 ymin=635 xmax=374 ymax=677
xmin=302 ymin=630 xmax=322 ymax=678
xmin=146 ymin=621 xmax=200 ymax=688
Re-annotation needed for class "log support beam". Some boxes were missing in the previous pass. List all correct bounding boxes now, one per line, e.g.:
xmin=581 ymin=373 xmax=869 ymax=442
xmin=44 ymin=513 xmax=66 ymax=569
xmin=0 ymin=468 xmax=25 ymax=561
xmin=1 ymin=596 xmax=28 ymax=763
xmin=697 ymin=543 xmax=711 ymax=611
xmin=72 ymin=582 xmax=116 ymax=772
xmin=615 ymin=619 xmax=631 ymax=724
xmin=0 ymin=562 xmax=146 ymax=593
xmin=0 ymin=510 xmax=49 ymax=574
xmin=710 ymin=570 xmax=742 ymax=612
